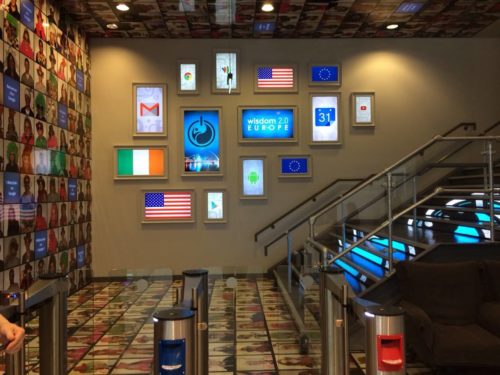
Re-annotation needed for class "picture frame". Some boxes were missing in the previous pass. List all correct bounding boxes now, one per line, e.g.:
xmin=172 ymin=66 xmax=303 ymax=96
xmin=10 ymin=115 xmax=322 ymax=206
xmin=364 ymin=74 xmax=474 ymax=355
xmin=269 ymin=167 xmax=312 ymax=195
xmin=351 ymin=92 xmax=375 ymax=127
xmin=308 ymin=63 xmax=341 ymax=87
xmin=141 ymin=189 xmax=195 ymax=224
xmin=239 ymin=156 xmax=267 ymax=200
xmin=181 ymin=107 xmax=223 ymax=177
xmin=212 ymin=49 xmax=240 ymax=94
xmin=310 ymin=93 xmax=342 ymax=146
xmin=238 ymin=105 xmax=298 ymax=144
xmin=254 ymin=64 xmax=297 ymax=93
xmin=203 ymin=189 xmax=227 ymax=223
xmin=132 ymin=83 xmax=167 ymax=138
xmin=113 ymin=145 xmax=168 ymax=180
xmin=177 ymin=60 xmax=199 ymax=95
xmin=278 ymin=155 xmax=312 ymax=178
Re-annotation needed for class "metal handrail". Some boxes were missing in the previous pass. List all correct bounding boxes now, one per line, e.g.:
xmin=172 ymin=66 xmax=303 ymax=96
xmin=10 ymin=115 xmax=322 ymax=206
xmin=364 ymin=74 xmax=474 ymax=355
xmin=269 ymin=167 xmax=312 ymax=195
xmin=307 ymin=187 xmax=498 ymax=269
xmin=309 ymin=130 xmax=499 ymax=235
xmin=262 ymin=177 xmax=372 ymax=255
xmin=254 ymin=178 xmax=366 ymax=242
xmin=480 ymin=120 xmax=500 ymax=135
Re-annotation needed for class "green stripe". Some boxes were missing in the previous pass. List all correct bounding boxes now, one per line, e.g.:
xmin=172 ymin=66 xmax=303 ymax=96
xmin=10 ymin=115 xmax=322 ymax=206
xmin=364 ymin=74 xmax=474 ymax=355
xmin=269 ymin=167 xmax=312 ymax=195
xmin=117 ymin=149 xmax=134 ymax=175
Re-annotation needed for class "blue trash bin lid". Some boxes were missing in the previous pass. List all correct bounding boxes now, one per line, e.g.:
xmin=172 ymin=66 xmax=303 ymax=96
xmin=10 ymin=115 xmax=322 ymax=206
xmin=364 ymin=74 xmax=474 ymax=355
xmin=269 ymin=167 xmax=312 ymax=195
xmin=154 ymin=307 xmax=194 ymax=321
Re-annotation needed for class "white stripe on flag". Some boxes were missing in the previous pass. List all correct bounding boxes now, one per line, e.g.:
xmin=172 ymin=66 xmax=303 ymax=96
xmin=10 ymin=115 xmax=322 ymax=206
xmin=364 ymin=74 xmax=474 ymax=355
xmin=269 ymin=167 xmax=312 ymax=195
xmin=133 ymin=150 xmax=149 ymax=175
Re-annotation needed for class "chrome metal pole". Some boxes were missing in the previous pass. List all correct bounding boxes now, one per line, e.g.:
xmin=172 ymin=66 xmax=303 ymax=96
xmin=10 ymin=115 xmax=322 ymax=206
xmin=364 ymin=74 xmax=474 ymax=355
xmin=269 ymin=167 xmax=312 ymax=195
xmin=309 ymin=218 xmax=315 ymax=240
xmin=287 ymin=231 xmax=292 ymax=291
xmin=341 ymin=284 xmax=350 ymax=375
xmin=387 ymin=173 xmax=394 ymax=272
xmin=487 ymin=141 xmax=495 ymax=241
xmin=341 ymin=201 xmax=347 ymax=250
xmin=320 ymin=267 xmax=347 ymax=375
xmin=412 ymin=176 xmax=417 ymax=232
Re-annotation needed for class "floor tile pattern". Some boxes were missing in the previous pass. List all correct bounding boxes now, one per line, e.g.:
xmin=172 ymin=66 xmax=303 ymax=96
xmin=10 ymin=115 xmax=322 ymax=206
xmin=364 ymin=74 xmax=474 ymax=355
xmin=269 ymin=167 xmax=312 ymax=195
xmin=0 ymin=276 xmax=433 ymax=374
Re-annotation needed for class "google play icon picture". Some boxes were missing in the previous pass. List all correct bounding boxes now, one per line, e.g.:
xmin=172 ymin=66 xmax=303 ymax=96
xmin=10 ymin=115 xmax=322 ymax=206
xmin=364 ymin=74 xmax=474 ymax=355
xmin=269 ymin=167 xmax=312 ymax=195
xmin=180 ymin=63 xmax=196 ymax=91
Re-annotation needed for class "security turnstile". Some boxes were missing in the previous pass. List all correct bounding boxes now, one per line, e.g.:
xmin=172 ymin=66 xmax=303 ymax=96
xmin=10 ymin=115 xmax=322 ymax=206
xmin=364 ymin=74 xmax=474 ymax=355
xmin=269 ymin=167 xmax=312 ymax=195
xmin=179 ymin=269 xmax=208 ymax=375
xmin=153 ymin=307 xmax=195 ymax=375
xmin=365 ymin=305 xmax=405 ymax=375
xmin=3 ymin=272 xmax=69 ymax=375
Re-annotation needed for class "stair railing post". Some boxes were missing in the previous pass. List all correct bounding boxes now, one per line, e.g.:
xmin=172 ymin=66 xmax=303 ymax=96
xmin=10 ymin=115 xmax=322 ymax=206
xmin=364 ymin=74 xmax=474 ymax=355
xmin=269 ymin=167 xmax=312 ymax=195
xmin=387 ymin=172 xmax=394 ymax=272
xmin=309 ymin=217 xmax=315 ymax=240
xmin=412 ymin=176 xmax=417 ymax=232
xmin=287 ymin=231 xmax=292 ymax=291
xmin=487 ymin=141 xmax=495 ymax=241
xmin=341 ymin=201 xmax=347 ymax=250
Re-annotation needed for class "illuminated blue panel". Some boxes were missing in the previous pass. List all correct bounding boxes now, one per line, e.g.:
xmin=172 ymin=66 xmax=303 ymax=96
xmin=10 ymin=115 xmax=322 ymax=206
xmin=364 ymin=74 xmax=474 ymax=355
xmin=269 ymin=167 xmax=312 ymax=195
xmin=350 ymin=254 xmax=384 ymax=278
xmin=334 ymin=260 xmax=359 ymax=277
xmin=369 ymin=237 xmax=407 ymax=253
xmin=183 ymin=110 xmax=220 ymax=173
xmin=241 ymin=108 xmax=295 ymax=140
xmin=454 ymin=235 xmax=480 ymax=244
xmin=475 ymin=213 xmax=490 ymax=222
xmin=352 ymin=247 xmax=384 ymax=265
xmin=454 ymin=225 xmax=479 ymax=237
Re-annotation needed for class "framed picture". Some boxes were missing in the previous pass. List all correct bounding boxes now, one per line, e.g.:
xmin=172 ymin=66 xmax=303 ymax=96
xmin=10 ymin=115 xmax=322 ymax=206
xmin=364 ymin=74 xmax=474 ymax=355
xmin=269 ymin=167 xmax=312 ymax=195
xmin=114 ymin=145 xmax=167 ymax=180
xmin=238 ymin=106 xmax=297 ymax=143
xmin=181 ymin=107 xmax=222 ymax=176
xmin=177 ymin=60 xmax=199 ymax=95
xmin=278 ymin=155 xmax=312 ymax=178
xmin=212 ymin=49 xmax=239 ymax=94
xmin=308 ymin=64 xmax=341 ymax=87
xmin=240 ymin=156 xmax=267 ymax=200
xmin=142 ymin=189 xmax=195 ymax=224
xmin=351 ymin=92 xmax=375 ymax=127
xmin=204 ymin=189 xmax=227 ymax=223
xmin=132 ymin=83 xmax=167 ymax=137
xmin=254 ymin=64 xmax=297 ymax=93
xmin=310 ymin=93 xmax=342 ymax=145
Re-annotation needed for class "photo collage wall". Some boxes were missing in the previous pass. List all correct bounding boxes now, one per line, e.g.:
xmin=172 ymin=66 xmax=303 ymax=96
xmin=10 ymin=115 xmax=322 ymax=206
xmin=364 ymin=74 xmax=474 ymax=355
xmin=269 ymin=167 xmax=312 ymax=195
xmin=0 ymin=0 xmax=92 ymax=294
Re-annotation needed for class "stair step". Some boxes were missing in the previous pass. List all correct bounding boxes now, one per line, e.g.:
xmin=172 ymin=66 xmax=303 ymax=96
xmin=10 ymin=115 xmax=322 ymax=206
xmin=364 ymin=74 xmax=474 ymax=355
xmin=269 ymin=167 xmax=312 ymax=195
xmin=448 ymin=173 xmax=500 ymax=180
xmin=403 ymin=214 xmax=498 ymax=231
xmin=330 ymin=231 xmax=418 ymax=258
xmin=418 ymin=205 xmax=500 ymax=214
xmin=333 ymin=257 xmax=379 ymax=286
xmin=344 ymin=223 xmax=429 ymax=250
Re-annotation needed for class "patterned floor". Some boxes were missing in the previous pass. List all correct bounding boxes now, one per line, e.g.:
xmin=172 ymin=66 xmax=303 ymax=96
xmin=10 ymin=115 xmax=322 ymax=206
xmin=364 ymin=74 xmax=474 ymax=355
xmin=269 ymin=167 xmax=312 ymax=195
xmin=0 ymin=276 xmax=432 ymax=374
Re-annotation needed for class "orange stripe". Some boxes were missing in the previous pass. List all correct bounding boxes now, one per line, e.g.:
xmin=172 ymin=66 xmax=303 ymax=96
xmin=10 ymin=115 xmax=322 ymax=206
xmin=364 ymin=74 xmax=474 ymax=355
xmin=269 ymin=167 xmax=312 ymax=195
xmin=148 ymin=149 xmax=164 ymax=176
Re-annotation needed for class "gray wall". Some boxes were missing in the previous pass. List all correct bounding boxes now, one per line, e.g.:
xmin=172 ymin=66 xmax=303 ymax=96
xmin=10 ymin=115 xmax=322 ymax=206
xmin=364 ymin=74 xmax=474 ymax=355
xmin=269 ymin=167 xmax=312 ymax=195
xmin=90 ymin=38 xmax=500 ymax=276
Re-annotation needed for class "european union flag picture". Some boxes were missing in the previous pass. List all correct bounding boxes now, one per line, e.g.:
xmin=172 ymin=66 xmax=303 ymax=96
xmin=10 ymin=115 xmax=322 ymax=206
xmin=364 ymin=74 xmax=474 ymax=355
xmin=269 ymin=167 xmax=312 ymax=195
xmin=279 ymin=155 xmax=312 ymax=178
xmin=310 ymin=64 xmax=341 ymax=86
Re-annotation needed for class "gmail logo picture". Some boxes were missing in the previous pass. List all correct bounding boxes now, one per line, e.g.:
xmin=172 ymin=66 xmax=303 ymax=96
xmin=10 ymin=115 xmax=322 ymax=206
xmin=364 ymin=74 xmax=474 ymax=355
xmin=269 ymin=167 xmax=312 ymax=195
xmin=135 ymin=85 xmax=165 ymax=135
xmin=140 ymin=102 xmax=160 ymax=116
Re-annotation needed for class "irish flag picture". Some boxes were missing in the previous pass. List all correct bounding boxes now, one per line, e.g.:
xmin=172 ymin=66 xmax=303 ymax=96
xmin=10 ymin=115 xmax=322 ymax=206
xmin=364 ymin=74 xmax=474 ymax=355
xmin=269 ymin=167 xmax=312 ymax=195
xmin=116 ymin=147 xmax=166 ymax=178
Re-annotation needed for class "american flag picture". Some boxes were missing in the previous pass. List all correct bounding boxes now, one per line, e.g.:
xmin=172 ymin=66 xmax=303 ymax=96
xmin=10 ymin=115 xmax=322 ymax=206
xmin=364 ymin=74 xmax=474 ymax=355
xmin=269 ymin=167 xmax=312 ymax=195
xmin=144 ymin=191 xmax=194 ymax=222
xmin=257 ymin=66 xmax=295 ymax=89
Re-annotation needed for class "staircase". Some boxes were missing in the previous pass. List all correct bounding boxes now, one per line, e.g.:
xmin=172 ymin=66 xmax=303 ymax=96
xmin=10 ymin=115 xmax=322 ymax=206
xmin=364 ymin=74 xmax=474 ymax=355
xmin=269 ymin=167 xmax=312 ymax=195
xmin=255 ymin=121 xmax=500 ymax=346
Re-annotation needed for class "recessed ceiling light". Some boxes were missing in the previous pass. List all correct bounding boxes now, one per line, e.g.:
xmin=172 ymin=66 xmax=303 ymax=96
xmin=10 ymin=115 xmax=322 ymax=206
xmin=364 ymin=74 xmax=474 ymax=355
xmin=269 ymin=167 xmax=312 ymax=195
xmin=261 ymin=3 xmax=274 ymax=12
xmin=106 ymin=23 xmax=119 ymax=30
xmin=386 ymin=24 xmax=399 ymax=30
xmin=116 ymin=3 xmax=130 ymax=12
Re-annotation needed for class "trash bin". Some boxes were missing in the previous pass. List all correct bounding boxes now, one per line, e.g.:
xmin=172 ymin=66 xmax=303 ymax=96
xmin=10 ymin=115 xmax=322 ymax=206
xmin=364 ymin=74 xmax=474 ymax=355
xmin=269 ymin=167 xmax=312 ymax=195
xmin=153 ymin=307 xmax=195 ymax=375
xmin=365 ymin=305 xmax=405 ymax=375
